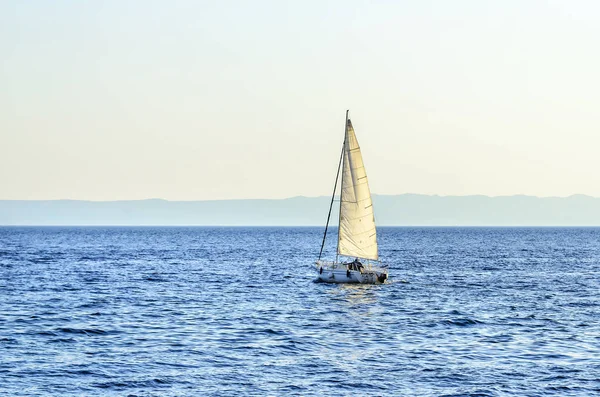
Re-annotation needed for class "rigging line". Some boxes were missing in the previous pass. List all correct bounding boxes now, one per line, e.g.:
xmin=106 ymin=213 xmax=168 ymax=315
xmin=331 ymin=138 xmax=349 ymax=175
xmin=318 ymin=128 xmax=346 ymax=261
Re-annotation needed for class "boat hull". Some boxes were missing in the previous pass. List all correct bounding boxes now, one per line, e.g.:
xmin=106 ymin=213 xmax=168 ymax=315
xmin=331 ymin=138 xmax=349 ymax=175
xmin=316 ymin=262 xmax=388 ymax=284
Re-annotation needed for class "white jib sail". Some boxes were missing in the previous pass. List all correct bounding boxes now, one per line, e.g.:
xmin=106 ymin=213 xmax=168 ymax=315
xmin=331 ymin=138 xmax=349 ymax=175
xmin=338 ymin=119 xmax=378 ymax=261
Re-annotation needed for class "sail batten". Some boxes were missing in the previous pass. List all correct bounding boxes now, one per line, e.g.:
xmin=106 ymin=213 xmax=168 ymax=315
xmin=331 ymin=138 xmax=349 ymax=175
xmin=337 ymin=119 xmax=378 ymax=261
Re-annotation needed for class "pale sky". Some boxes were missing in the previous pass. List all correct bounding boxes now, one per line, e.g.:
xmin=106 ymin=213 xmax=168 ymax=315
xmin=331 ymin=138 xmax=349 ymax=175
xmin=2 ymin=1 xmax=600 ymax=200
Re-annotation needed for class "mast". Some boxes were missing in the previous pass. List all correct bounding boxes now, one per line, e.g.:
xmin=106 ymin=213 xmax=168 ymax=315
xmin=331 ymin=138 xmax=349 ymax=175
xmin=336 ymin=109 xmax=349 ymax=263
xmin=317 ymin=129 xmax=345 ymax=261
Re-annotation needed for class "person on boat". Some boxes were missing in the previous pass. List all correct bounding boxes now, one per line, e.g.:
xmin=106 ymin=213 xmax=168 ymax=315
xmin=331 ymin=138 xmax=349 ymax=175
xmin=348 ymin=258 xmax=364 ymax=273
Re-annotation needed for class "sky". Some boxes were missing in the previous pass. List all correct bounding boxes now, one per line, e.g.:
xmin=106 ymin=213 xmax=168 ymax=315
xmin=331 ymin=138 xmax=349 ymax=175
xmin=2 ymin=0 xmax=600 ymax=201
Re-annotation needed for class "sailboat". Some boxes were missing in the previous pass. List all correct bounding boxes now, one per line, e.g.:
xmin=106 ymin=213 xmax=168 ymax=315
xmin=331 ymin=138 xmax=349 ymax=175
xmin=316 ymin=110 xmax=388 ymax=284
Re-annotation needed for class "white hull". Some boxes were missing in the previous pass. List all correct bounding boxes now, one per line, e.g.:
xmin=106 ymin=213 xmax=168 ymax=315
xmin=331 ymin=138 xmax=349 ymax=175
xmin=316 ymin=261 xmax=387 ymax=284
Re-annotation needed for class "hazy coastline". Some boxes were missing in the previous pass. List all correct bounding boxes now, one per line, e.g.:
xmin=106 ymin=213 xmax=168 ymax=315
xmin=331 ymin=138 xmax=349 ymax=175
xmin=2 ymin=194 xmax=600 ymax=226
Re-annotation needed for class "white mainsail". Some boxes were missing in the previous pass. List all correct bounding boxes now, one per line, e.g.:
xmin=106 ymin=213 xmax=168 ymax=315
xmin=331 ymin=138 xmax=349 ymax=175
xmin=337 ymin=119 xmax=378 ymax=261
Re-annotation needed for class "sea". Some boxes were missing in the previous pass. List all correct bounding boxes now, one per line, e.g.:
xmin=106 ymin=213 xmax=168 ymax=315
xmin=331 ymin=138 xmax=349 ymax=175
xmin=0 ymin=226 xmax=599 ymax=396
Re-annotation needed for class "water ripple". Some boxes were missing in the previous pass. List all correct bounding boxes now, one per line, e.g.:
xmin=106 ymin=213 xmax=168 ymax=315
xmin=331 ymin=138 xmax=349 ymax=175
xmin=0 ymin=226 xmax=599 ymax=396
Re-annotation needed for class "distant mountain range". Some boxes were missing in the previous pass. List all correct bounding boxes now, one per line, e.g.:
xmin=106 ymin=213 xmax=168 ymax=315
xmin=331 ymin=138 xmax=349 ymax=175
xmin=2 ymin=194 xmax=600 ymax=226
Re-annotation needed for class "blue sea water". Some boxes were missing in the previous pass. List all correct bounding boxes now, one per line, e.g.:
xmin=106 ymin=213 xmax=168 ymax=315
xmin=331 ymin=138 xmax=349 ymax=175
xmin=0 ymin=226 xmax=599 ymax=397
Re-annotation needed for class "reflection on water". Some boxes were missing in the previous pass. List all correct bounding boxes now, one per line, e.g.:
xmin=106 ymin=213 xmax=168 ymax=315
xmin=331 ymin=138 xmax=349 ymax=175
xmin=336 ymin=283 xmax=379 ymax=306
